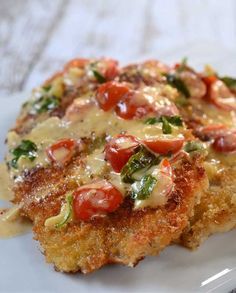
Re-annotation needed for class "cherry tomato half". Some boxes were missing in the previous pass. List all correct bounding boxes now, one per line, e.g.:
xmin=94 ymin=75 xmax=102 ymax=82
xmin=103 ymin=58 xmax=119 ymax=80
xmin=142 ymin=136 xmax=184 ymax=155
xmin=115 ymin=91 xmax=154 ymax=119
xmin=46 ymin=139 xmax=76 ymax=165
xmin=200 ymin=124 xmax=227 ymax=139
xmin=96 ymin=81 xmax=130 ymax=111
xmin=212 ymin=131 xmax=236 ymax=153
xmin=105 ymin=134 xmax=139 ymax=172
xmin=73 ymin=180 xmax=123 ymax=221
xmin=202 ymin=77 xmax=236 ymax=111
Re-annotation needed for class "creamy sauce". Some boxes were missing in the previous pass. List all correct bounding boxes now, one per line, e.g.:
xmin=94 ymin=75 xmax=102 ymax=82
xmin=134 ymin=166 xmax=171 ymax=209
xmin=207 ymin=147 xmax=236 ymax=167
xmin=0 ymin=163 xmax=14 ymax=200
xmin=7 ymin=92 xmax=183 ymax=178
xmin=5 ymin=84 xmax=189 ymax=213
xmin=191 ymin=99 xmax=236 ymax=127
xmin=0 ymin=206 xmax=32 ymax=238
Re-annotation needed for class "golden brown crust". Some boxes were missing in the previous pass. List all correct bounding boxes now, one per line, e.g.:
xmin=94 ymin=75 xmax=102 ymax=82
xmin=180 ymin=165 xmax=236 ymax=249
xmin=13 ymin=155 xmax=207 ymax=273
xmin=8 ymin=58 xmax=218 ymax=273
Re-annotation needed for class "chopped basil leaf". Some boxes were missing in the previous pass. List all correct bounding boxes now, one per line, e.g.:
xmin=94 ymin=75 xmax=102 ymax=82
xmin=145 ymin=117 xmax=158 ymax=125
xmin=165 ymin=73 xmax=190 ymax=98
xmin=11 ymin=140 xmax=37 ymax=168
xmin=145 ymin=116 xmax=183 ymax=134
xmin=220 ymin=76 xmax=236 ymax=91
xmin=166 ymin=116 xmax=183 ymax=126
xmin=92 ymin=70 xmax=106 ymax=83
xmin=121 ymin=146 xmax=160 ymax=183
xmin=161 ymin=117 xmax=172 ymax=134
xmin=176 ymin=57 xmax=188 ymax=72
xmin=42 ymin=84 xmax=52 ymax=91
xmin=184 ymin=141 xmax=203 ymax=153
xmin=131 ymin=175 xmax=157 ymax=200
xmin=32 ymin=96 xmax=60 ymax=114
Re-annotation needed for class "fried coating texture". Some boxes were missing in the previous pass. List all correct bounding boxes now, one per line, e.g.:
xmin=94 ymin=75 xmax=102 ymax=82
xmin=178 ymin=98 xmax=236 ymax=248
xmin=181 ymin=163 xmax=236 ymax=249
xmin=13 ymin=156 xmax=207 ymax=273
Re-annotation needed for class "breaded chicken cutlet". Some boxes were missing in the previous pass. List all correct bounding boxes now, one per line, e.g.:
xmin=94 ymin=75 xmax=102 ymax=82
xmin=120 ymin=60 xmax=236 ymax=249
xmin=4 ymin=57 xmax=235 ymax=273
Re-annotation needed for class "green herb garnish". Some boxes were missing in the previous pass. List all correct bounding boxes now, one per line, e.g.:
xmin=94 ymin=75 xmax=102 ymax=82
xmin=161 ymin=117 xmax=172 ymax=134
xmin=176 ymin=57 xmax=188 ymax=72
xmin=32 ymin=96 xmax=60 ymax=114
xmin=184 ymin=141 xmax=203 ymax=153
xmin=11 ymin=140 xmax=37 ymax=168
xmin=166 ymin=116 xmax=183 ymax=126
xmin=145 ymin=115 xmax=183 ymax=134
xmin=92 ymin=70 xmax=106 ymax=83
xmin=165 ymin=73 xmax=190 ymax=98
xmin=42 ymin=84 xmax=52 ymax=91
xmin=220 ymin=76 xmax=236 ymax=91
xmin=131 ymin=175 xmax=157 ymax=200
xmin=145 ymin=117 xmax=158 ymax=125
xmin=121 ymin=146 xmax=160 ymax=183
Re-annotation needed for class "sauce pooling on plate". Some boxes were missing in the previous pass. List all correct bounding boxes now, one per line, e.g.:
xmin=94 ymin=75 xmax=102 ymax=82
xmin=0 ymin=205 xmax=32 ymax=238
xmin=0 ymin=163 xmax=31 ymax=238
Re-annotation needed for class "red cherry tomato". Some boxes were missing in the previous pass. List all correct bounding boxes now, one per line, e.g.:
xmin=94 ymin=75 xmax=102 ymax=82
xmin=142 ymin=137 xmax=184 ymax=155
xmin=96 ymin=81 xmax=130 ymax=111
xmin=160 ymin=158 xmax=173 ymax=178
xmin=73 ymin=180 xmax=123 ymax=221
xmin=202 ymin=75 xmax=218 ymax=88
xmin=209 ymin=80 xmax=236 ymax=111
xmin=200 ymin=124 xmax=227 ymax=139
xmin=103 ymin=59 xmax=119 ymax=80
xmin=105 ymin=134 xmax=139 ymax=172
xmin=202 ymin=77 xmax=236 ymax=111
xmin=46 ymin=139 xmax=76 ymax=165
xmin=212 ymin=131 xmax=236 ymax=153
xmin=115 ymin=91 xmax=154 ymax=119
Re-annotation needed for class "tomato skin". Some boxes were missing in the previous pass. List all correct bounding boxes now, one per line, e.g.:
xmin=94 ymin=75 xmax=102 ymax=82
xmin=142 ymin=137 xmax=184 ymax=155
xmin=104 ymin=59 xmax=119 ymax=80
xmin=115 ymin=89 xmax=178 ymax=120
xmin=202 ymin=77 xmax=236 ymax=111
xmin=160 ymin=158 xmax=173 ymax=177
xmin=115 ymin=91 xmax=154 ymax=119
xmin=73 ymin=180 xmax=123 ymax=221
xmin=212 ymin=131 xmax=236 ymax=153
xmin=105 ymin=135 xmax=139 ymax=172
xmin=202 ymin=75 xmax=218 ymax=88
xmin=199 ymin=124 xmax=227 ymax=140
xmin=46 ymin=139 xmax=76 ymax=165
xmin=96 ymin=81 xmax=130 ymax=111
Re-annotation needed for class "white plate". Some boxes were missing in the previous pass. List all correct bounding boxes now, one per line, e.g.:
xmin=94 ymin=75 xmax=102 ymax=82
xmin=0 ymin=92 xmax=235 ymax=293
